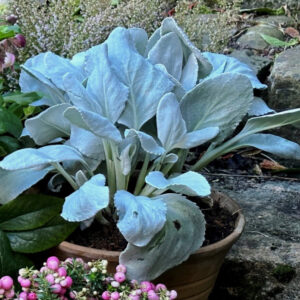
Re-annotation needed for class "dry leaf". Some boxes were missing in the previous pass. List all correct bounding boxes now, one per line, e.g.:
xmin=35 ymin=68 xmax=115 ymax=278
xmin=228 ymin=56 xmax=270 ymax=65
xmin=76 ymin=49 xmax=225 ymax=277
xmin=285 ymin=27 xmax=300 ymax=38
xmin=260 ymin=159 xmax=287 ymax=171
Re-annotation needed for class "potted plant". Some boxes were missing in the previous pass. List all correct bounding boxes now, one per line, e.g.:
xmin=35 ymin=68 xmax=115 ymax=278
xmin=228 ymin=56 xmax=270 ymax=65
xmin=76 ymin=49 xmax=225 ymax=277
xmin=1 ymin=17 xmax=300 ymax=299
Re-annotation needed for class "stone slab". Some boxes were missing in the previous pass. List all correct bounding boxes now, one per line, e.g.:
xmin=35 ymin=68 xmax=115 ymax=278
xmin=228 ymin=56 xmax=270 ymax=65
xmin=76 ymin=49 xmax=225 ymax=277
xmin=206 ymin=175 xmax=300 ymax=299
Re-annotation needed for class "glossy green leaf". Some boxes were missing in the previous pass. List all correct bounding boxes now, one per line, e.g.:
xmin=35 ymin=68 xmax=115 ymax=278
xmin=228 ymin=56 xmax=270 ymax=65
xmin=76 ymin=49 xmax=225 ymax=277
xmin=7 ymin=216 xmax=78 ymax=253
xmin=0 ymin=195 xmax=64 ymax=231
xmin=0 ymin=136 xmax=20 ymax=156
xmin=3 ymin=92 xmax=42 ymax=106
xmin=0 ymin=107 xmax=23 ymax=137
xmin=0 ymin=231 xmax=33 ymax=277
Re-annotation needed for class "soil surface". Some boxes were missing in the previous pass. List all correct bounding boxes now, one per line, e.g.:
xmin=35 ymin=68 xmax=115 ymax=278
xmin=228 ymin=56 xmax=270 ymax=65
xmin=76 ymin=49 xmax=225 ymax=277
xmin=68 ymin=199 xmax=237 ymax=251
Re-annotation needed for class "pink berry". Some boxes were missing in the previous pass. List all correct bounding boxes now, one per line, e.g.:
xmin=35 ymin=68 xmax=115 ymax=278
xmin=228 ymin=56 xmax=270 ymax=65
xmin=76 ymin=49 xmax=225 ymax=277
xmin=51 ymin=283 xmax=62 ymax=294
xmin=69 ymin=291 xmax=76 ymax=299
xmin=75 ymin=258 xmax=84 ymax=264
xmin=129 ymin=295 xmax=140 ymax=300
xmin=155 ymin=283 xmax=167 ymax=291
xmin=114 ymin=272 xmax=126 ymax=283
xmin=140 ymin=281 xmax=152 ymax=292
xmin=1 ymin=276 xmax=13 ymax=290
xmin=19 ymin=291 xmax=28 ymax=300
xmin=170 ymin=290 xmax=178 ymax=299
xmin=47 ymin=256 xmax=60 ymax=271
xmin=62 ymin=276 xmax=72 ymax=288
xmin=40 ymin=266 xmax=48 ymax=273
xmin=27 ymin=292 xmax=37 ymax=300
xmin=0 ymin=280 xmax=2 ymax=289
xmin=60 ymin=288 xmax=67 ymax=295
xmin=46 ymin=274 xmax=55 ymax=284
xmin=20 ymin=278 xmax=31 ymax=288
xmin=101 ymin=291 xmax=111 ymax=300
xmin=116 ymin=264 xmax=126 ymax=273
xmin=148 ymin=290 xmax=159 ymax=300
xmin=58 ymin=267 xmax=67 ymax=277
xmin=111 ymin=291 xmax=120 ymax=300
xmin=5 ymin=289 xmax=15 ymax=298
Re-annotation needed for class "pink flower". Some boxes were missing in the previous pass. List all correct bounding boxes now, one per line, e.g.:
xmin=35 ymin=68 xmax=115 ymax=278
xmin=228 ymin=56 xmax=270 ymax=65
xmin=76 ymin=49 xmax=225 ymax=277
xmin=58 ymin=267 xmax=67 ymax=277
xmin=155 ymin=283 xmax=167 ymax=291
xmin=45 ymin=274 xmax=55 ymax=284
xmin=19 ymin=291 xmax=28 ymax=300
xmin=13 ymin=34 xmax=26 ymax=48
xmin=114 ymin=272 xmax=126 ymax=283
xmin=147 ymin=290 xmax=159 ymax=300
xmin=140 ymin=281 xmax=152 ymax=292
xmin=101 ymin=291 xmax=111 ymax=300
xmin=27 ymin=292 xmax=37 ymax=300
xmin=111 ymin=291 xmax=120 ymax=300
xmin=47 ymin=256 xmax=60 ymax=271
xmin=60 ymin=276 xmax=72 ymax=288
xmin=3 ymin=53 xmax=15 ymax=70
xmin=116 ymin=264 xmax=126 ymax=273
xmin=170 ymin=290 xmax=178 ymax=299
xmin=20 ymin=278 xmax=31 ymax=288
xmin=1 ymin=276 xmax=14 ymax=290
xmin=51 ymin=283 xmax=62 ymax=294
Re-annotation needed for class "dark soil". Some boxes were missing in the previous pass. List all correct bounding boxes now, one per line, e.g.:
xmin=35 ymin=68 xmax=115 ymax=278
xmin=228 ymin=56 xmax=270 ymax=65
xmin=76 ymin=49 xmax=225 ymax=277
xmin=67 ymin=199 xmax=237 ymax=251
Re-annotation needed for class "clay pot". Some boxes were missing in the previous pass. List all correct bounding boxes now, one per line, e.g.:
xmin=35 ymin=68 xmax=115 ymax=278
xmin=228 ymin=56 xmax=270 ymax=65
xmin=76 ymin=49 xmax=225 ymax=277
xmin=54 ymin=191 xmax=245 ymax=300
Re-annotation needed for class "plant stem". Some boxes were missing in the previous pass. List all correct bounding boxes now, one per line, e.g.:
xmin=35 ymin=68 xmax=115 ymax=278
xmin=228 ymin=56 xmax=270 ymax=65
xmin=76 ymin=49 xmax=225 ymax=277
xmin=51 ymin=162 xmax=78 ymax=190
xmin=134 ymin=153 xmax=150 ymax=195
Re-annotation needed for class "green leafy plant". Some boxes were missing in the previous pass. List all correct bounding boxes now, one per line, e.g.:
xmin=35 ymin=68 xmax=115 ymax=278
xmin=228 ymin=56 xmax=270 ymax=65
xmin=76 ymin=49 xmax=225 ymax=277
xmin=0 ymin=90 xmax=41 ymax=156
xmin=1 ymin=18 xmax=300 ymax=281
xmin=260 ymin=33 xmax=299 ymax=47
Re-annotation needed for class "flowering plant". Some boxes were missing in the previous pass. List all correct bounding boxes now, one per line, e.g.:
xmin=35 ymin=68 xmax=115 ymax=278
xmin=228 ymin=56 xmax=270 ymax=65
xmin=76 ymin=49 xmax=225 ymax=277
xmin=0 ymin=256 xmax=177 ymax=299
xmin=1 ymin=17 xmax=300 ymax=281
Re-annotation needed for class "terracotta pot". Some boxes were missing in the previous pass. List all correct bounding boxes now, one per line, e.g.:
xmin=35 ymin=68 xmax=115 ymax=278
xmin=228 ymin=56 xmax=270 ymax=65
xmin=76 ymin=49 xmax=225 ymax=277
xmin=54 ymin=191 xmax=245 ymax=300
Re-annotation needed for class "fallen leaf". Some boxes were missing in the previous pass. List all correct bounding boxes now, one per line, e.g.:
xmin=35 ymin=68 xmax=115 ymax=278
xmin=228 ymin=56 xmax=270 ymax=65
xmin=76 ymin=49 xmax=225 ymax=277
xmin=260 ymin=159 xmax=287 ymax=171
xmin=285 ymin=27 xmax=300 ymax=38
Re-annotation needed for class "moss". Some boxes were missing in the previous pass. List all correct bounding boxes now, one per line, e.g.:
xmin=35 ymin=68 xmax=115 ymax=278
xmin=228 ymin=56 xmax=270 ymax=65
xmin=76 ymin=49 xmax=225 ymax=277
xmin=272 ymin=264 xmax=296 ymax=283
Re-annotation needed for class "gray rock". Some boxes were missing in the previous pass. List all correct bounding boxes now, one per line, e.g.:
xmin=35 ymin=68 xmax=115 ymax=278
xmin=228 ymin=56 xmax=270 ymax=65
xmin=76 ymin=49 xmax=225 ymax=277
xmin=237 ymin=24 xmax=284 ymax=50
xmin=230 ymin=49 xmax=272 ymax=76
xmin=241 ymin=0 xmax=300 ymax=11
xmin=268 ymin=46 xmax=300 ymax=110
xmin=255 ymin=15 xmax=296 ymax=27
xmin=207 ymin=175 xmax=300 ymax=300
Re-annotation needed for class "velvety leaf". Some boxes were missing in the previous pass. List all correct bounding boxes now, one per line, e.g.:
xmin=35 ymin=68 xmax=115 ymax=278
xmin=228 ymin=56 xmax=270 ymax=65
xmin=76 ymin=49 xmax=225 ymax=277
xmin=160 ymin=17 xmax=212 ymax=78
xmin=248 ymin=97 xmax=275 ymax=116
xmin=145 ymin=28 xmax=161 ymax=55
xmin=0 ymin=145 xmax=86 ymax=171
xmin=120 ymin=144 xmax=136 ymax=176
xmin=145 ymin=171 xmax=211 ymax=197
xmin=148 ymin=32 xmax=183 ymax=81
xmin=180 ymin=73 xmax=253 ymax=143
xmin=61 ymin=174 xmax=109 ymax=222
xmin=7 ymin=216 xmax=78 ymax=253
xmin=120 ymin=193 xmax=206 ymax=280
xmin=231 ymin=134 xmax=300 ymax=160
xmin=157 ymin=93 xmax=186 ymax=151
xmin=86 ymin=44 xmax=129 ymax=123
xmin=155 ymin=64 xmax=186 ymax=100
xmin=70 ymin=125 xmax=105 ymax=160
xmin=180 ymin=53 xmax=198 ymax=91
xmin=202 ymin=52 xmax=267 ymax=89
xmin=240 ymin=108 xmax=300 ymax=136
xmin=174 ymin=127 xmax=220 ymax=149
xmin=126 ymin=129 xmax=164 ymax=156
xmin=0 ymin=107 xmax=23 ymax=137
xmin=20 ymin=64 xmax=67 ymax=107
xmin=128 ymin=28 xmax=148 ymax=56
xmin=25 ymin=104 xmax=71 ymax=145
xmin=0 ymin=195 xmax=63 ymax=231
xmin=64 ymin=107 xmax=122 ymax=142
xmin=105 ymin=27 xmax=174 ymax=130
xmin=0 ymin=231 xmax=33 ymax=277
xmin=115 ymin=190 xmax=167 ymax=247
xmin=0 ymin=167 xmax=53 ymax=205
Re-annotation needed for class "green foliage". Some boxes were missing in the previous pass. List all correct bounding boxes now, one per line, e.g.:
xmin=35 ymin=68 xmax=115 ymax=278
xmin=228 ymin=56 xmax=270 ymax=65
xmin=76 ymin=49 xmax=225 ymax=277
xmin=0 ymin=90 xmax=41 ymax=156
xmin=0 ymin=230 xmax=33 ymax=277
xmin=272 ymin=264 xmax=296 ymax=283
xmin=260 ymin=34 xmax=299 ymax=47
xmin=0 ymin=195 xmax=78 ymax=275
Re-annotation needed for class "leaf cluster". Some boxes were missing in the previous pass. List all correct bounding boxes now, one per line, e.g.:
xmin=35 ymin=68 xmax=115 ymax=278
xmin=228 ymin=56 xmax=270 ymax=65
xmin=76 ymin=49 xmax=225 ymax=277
xmin=1 ymin=18 xmax=300 ymax=281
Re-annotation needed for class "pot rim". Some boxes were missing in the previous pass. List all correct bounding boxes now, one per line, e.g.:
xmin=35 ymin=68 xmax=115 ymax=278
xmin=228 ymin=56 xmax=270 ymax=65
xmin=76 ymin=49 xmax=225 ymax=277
xmin=58 ymin=191 xmax=245 ymax=260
